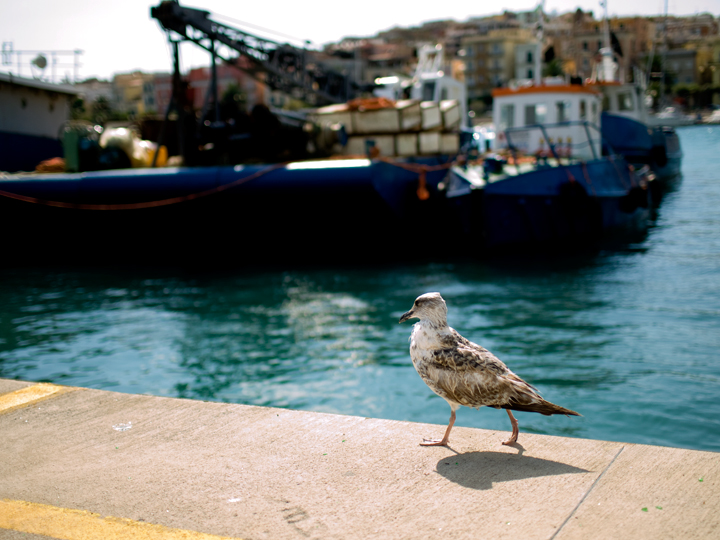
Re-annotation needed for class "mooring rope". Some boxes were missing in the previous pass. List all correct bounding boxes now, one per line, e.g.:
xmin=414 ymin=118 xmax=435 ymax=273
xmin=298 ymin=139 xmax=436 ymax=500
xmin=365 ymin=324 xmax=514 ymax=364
xmin=0 ymin=162 xmax=287 ymax=211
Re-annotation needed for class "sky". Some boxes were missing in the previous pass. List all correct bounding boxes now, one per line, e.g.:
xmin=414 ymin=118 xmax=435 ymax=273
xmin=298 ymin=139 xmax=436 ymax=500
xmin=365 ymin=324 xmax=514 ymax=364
xmin=1 ymin=0 xmax=718 ymax=82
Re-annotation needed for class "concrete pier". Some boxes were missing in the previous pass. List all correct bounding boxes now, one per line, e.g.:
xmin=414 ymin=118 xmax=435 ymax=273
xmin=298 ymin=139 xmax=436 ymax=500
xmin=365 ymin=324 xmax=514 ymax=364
xmin=1 ymin=378 xmax=718 ymax=539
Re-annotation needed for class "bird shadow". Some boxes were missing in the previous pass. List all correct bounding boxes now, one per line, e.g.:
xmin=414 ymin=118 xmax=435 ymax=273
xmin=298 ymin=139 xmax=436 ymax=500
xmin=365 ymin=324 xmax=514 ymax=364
xmin=434 ymin=450 xmax=589 ymax=491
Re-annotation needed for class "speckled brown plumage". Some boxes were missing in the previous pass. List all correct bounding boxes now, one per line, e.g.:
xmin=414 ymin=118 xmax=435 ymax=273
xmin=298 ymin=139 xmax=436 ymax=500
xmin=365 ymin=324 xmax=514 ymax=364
xmin=399 ymin=292 xmax=580 ymax=446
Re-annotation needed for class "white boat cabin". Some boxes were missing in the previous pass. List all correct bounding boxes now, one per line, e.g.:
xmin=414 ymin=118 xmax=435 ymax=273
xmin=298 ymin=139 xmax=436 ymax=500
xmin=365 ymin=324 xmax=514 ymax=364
xmin=587 ymin=81 xmax=649 ymax=125
xmin=491 ymin=84 xmax=603 ymax=161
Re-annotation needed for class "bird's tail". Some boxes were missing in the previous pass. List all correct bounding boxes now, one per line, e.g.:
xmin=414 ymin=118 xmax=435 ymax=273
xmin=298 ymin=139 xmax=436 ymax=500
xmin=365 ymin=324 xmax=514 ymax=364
xmin=502 ymin=398 xmax=581 ymax=417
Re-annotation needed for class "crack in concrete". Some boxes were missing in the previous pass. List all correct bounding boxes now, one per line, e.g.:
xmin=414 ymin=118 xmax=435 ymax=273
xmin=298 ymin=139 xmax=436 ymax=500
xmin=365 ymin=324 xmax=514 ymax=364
xmin=549 ymin=445 xmax=625 ymax=540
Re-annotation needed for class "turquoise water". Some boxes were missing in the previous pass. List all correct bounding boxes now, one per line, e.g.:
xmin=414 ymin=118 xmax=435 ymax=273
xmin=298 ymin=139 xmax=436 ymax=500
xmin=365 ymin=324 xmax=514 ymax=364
xmin=1 ymin=126 xmax=719 ymax=452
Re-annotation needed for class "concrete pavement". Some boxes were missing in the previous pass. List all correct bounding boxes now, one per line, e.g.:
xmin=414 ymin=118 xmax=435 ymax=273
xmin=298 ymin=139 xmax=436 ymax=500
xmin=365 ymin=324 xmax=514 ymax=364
xmin=1 ymin=378 xmax=718 ymax=539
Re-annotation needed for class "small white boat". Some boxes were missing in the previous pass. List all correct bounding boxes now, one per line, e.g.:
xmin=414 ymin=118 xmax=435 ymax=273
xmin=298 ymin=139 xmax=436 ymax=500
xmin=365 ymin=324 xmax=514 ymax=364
xmin=648 ymin=106 xmax=694 ymax=127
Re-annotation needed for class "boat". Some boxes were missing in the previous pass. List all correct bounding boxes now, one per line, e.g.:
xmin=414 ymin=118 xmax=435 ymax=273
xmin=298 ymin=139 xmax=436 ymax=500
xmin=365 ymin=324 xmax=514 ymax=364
xmin=0 ymin=3 xmax=469 ymax=266
xmin=584 ymin=13 xmax=682 ymax=182
xmin=0 ymin=153 xmax=463 ymax=265
xmin=704 ymin=109 xmax=720 ymax=125
xmin=591 ymin=84 xmax=683 ymax=182
xmin=648 ymin=106 xmax=695 ymax=128
xmin=447 ymin=82 xmax=653 ymax=249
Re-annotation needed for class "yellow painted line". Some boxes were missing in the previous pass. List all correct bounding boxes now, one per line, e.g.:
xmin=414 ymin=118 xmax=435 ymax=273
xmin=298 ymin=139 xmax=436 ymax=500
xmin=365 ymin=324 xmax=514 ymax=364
xmin=0 ymin=499 xmax=242 ymax=540
xmin=0 ymin=383 xmax=66 ymax=413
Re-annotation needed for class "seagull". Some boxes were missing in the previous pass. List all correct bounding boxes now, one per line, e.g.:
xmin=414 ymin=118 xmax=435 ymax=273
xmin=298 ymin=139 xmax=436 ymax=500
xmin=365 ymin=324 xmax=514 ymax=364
xmin=399 ymin=292 xmax=580 ymax=446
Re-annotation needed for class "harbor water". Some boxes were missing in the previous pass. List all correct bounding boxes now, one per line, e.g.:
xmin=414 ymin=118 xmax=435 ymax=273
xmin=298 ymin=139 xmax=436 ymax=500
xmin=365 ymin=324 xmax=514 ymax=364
xmin=1 ymin=126 xmax=719 ymax=452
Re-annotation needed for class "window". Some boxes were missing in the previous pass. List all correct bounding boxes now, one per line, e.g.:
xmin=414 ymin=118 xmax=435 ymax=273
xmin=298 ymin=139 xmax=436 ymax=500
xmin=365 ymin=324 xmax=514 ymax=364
xmin=499 ymin=104 xmax=514 ymax=131
xmin=422 ymin=81 xmax=436 ymax=101
xmin=527 ymin=51 xmax=533 ymax=63
xmin=583 ymin=41 xmax=588 ymax=51
xmin=591 ymin=102 xmax=598 ymax=123
xmin=602 ymin=94 xmax=610 ymax=111
xmin=527 ymin=68 xmax=533 ymax=79
xmin=556 ymin=100 xmax=571 ymax=122
xmin=618 ymin=92 xmax=633 ymax=111
xmin=580 ymin=100 xmax=587 ymax=119
xmin=524 ymin=103 xmax=546 ymax=125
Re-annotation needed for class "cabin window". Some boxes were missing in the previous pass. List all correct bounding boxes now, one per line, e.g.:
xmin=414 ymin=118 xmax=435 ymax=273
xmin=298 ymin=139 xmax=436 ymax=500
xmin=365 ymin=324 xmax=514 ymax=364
xmin=618 ymin=92 xmax=633 ymax=111
xmin=591 ymin=102 xmax=598 ymax=123
xmin=556 ymin=100 xmax=571 ymax=123
xmin=524 ymin=103 xmax=546 ymax=125
xmin=602 ymin=94 xmax=610 ymax=111
xmin=527 ymin=51 xmax=533 ymax=63
xmin=527 ymin=69 xmax=533 ymax=79
xmin=499 ymin=104 xmax=515 ymax=131
xmin=580 ymin=100 xmax=587 ymax=119
xmin=422 ymin=81 xmax=436 ymax=101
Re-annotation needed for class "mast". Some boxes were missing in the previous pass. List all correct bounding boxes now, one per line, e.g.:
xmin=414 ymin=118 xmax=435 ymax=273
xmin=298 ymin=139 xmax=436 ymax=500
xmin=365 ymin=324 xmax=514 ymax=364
xmin=597 ymin=0 xmax=617 ymax=82
xmin=534 ymin=0 xmax=544 ymax=86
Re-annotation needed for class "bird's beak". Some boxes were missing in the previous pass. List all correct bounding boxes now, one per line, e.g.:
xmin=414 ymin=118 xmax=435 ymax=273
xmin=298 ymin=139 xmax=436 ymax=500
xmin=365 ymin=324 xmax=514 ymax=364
xmin=399 ymin=309 xmax=415 ymax=323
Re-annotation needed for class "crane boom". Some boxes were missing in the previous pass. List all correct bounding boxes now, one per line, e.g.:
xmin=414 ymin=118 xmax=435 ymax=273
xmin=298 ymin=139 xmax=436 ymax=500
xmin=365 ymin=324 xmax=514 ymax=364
xmin=151 ymin=1 xmax=355 ymax=105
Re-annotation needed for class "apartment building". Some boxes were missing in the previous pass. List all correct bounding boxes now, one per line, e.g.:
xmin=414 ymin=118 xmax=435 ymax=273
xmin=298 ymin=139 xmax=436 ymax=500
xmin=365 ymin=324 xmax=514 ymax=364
xmin=462 ymin=28 xmax=535 ymax=102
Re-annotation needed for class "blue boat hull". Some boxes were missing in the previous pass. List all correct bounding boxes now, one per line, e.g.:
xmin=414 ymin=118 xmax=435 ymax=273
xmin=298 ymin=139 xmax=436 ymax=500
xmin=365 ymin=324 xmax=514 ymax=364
xmin=601 ymin=112 xmax=682 ymax=181
xmin=0 ymin=158 xmax=456 ymax=265
xmin=481 ymin=158 xmax=650 ymax=248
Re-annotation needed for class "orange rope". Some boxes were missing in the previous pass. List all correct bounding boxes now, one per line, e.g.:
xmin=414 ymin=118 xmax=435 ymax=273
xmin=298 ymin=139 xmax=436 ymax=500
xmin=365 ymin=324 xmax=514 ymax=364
xmin=0 ymin=162 xmax=286 ymax=211
xmin=376 ymin=157 xmax=454 ymax=201
xmin=607 ymin=155 xmax=633 ymax=189
xmin=580 ymin=161 xmax=598 ymax=197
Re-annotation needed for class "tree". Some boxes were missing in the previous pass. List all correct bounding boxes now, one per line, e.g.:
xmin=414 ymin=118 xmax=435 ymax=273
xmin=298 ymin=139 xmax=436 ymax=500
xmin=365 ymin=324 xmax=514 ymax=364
xmin=543 ymin=58 xmax=564 ymax=77
xmin=70 ymin=97 xmax=86 ymax=120
xmin=90 ymin=96 xmax=112 ymax=124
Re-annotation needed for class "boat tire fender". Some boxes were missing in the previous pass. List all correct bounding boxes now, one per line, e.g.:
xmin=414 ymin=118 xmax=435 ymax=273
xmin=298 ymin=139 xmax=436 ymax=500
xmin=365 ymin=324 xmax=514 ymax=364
xmin=619 ymin=186 xmax=649 ymax=213
xmin=650 ymin=145 xmax=668 ymax=168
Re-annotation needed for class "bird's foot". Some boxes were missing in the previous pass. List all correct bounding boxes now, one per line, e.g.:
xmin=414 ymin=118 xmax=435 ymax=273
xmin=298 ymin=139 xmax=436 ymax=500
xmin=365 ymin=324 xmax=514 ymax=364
xmin=420 ymin=438 xmax=449 ymax=447
xmin=501 ymin=434 xmax=518 ymax=446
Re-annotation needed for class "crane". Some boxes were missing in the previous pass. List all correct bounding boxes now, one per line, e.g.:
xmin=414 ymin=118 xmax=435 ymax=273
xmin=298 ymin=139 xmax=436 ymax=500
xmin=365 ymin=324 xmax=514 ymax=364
xmin=150 ymin=1 xmax=357 ymax=107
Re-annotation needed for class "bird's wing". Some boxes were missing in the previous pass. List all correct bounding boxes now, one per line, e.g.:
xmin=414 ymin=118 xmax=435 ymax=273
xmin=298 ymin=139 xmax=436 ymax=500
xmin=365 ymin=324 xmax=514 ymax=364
xmin=426 ymin=330 xmax=545 ymax=408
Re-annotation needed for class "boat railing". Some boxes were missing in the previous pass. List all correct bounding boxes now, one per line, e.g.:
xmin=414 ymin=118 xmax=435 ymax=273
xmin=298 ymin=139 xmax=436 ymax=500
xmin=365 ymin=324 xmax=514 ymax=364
xmin=503 ymin=121 xmax=604 ymax=163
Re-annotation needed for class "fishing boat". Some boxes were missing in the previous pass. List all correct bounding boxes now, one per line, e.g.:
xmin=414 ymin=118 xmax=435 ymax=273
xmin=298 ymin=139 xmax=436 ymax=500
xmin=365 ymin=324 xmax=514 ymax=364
xmin=0 ymin=153 xmax=460 ymax=265
xmin=587 ymin=50 xmax=682 ymax=182
xmin=584 ymin=3 xmax=682 ymax=182
xmin=0 ymin=2 xmax=466 ymax=266
xmin=448 ymin=82 xmax=653 ymax=249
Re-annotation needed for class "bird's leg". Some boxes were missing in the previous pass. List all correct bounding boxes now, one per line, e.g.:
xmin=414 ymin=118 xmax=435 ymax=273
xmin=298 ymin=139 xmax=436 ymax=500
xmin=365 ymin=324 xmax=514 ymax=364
xmin=421 ymin=409 xmax=456 ymax=446
xmin=502 ymin=410 xmax=519 ymax=446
